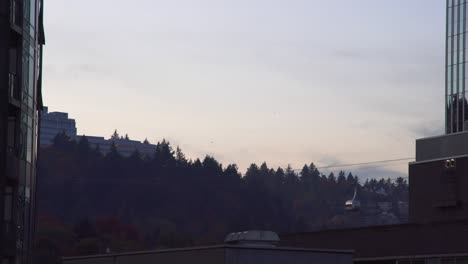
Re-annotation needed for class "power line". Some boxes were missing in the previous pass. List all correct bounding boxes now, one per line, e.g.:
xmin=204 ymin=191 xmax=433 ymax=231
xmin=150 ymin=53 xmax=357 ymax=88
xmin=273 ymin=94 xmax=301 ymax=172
xmin=293 ymin=157 xmax=415 ymax=172
xmin=319 ymin=161 xmax=410 ymax=171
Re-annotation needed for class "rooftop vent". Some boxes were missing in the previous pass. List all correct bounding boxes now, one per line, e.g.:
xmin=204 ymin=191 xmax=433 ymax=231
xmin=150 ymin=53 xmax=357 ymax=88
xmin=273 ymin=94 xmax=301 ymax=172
xmin=224 ymin=230 xmax=279 ymax=248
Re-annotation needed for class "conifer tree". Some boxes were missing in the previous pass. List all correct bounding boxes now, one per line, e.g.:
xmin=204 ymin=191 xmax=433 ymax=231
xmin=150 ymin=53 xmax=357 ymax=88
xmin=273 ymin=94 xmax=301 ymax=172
xmin=111 ymin=129 xmax=120 ymax=140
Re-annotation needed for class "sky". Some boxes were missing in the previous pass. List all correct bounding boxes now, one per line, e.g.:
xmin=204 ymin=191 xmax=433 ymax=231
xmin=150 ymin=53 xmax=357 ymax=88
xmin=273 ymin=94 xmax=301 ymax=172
xmin=42 ymin=0 xmax=446 ymax=179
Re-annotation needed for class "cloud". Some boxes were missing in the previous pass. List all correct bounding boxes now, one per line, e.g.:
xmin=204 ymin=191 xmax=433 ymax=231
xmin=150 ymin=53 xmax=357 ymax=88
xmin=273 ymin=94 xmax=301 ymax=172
xmin=351 ymin=165 xmax=408 ymax=181
xmin=408 ymin=121 xmax=444 ymax=138
xmin=319 ymin=164 xmax=408 ymax=181
xmin=333 ymin=49 xmax=368 ymax=60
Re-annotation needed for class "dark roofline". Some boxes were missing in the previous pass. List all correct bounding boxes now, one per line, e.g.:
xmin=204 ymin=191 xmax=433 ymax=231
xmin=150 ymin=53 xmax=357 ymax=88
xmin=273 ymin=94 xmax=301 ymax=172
xmin=356 ymin=252 xmax=468 ymax=262
xmin=281 ymin=219 xmax=468 ymax=238
xmin=62 ymin=244 xmax=353 ymax=261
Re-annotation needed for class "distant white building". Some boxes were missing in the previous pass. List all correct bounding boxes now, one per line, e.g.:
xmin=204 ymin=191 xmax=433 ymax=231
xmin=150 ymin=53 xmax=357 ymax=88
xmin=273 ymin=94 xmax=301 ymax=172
xmin=40 ymin=106 xmax=77 ymax=145
xmin=76 ymin=136 xmax=156 ymax=157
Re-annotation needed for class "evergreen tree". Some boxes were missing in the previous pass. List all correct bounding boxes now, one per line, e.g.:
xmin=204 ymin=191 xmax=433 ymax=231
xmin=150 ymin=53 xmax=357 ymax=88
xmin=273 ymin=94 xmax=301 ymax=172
xmin=284 ymin=165 xmax=299 ymax=185
xmin=125 ymin=134 xmax=130 ymax=140
xmin=275 ymin=167 xmax=285 ymax=183
xmin=77 ymin=135 xmax=90 ymax=156
xmin=346 ymin=172 xmax=355 ymax=184
xmin=224 ymin=164 xmax=241 ymax=179
xmin=129 ymin=149 xmax=141 ymax=161
xmin=202 ymin=156 xmax=223 ymax=175
xmin=53 ymin=131 xmax=76 ymax=151
xmin=106 ymin=141 xmax=121 ymax=160
xmin=93 ymin=144 xmax=102 ymax=157
xmin=300 ymin=165 xmax=311 ymax=181
xmin=337 ymin=171 xmax=346 ymax=185
xmin=175 ymin=146 xmax=188 ymax=167
xmin=327 ymin=172 xmax=336 ymax=184
xmin=154 ymin=140 xmax=175 ymax=167
xmin=111 ymin=130 xmax=120 ymax=140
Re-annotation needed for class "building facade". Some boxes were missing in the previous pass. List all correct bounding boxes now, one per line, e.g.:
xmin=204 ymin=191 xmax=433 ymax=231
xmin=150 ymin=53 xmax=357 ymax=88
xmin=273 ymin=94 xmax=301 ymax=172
xmin=76 ymin=136 xmax=157 ymax=157
xmin=446 ymin=0 xmax=468 ymax=133
xmin=40 ymin=106 xmax=77 ymax=146
xmin=0 ymin=0 xmax=45 ymax=264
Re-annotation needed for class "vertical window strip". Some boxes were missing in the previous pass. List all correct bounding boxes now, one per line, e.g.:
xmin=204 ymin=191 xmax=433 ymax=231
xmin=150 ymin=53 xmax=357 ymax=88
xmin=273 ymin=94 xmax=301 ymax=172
xmin=448 ymin=2 xmax=453 ymax=133
xmin=456 ymin=2 xmax=460 ymax=132
xmin=462 ymin=3 xmax=466 ymax=130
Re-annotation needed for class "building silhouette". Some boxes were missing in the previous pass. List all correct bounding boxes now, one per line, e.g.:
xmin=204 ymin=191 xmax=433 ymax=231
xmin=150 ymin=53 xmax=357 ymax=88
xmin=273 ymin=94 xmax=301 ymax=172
xmin=38 ymin=106 xmax=157 ymax=156
xmin=62 ymin=232 xmax=354 ymax=264
xmin=446 ymin=0 xmax=468 ymax=133
xmin=75 ymin=136 xmax=157 ymax=157
xmin=0 ymin=0 xmax=45 ymax=264
xmin=40 ymin=106 xmax=77 ymax=146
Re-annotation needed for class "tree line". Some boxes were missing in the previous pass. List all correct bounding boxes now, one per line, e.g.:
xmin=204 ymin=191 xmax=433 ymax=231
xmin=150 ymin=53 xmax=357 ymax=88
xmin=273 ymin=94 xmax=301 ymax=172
xmin=34 ymin=132 xmax=408 ymax=263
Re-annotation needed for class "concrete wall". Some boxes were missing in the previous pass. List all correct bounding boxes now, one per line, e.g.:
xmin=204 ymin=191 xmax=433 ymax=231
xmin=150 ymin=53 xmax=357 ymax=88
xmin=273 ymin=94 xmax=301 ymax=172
xmin=409 ymin=156 xmax=468 ymax=223
xmin=281 ymin=221 xmax=468 ymax=259
xmin=416 ymin=132 xmax=468 ymax=162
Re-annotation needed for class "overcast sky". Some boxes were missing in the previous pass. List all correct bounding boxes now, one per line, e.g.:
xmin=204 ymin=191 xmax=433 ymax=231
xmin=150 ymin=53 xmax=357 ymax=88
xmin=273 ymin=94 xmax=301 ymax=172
xmin=42 ymin=0 xmax=445 ymax=178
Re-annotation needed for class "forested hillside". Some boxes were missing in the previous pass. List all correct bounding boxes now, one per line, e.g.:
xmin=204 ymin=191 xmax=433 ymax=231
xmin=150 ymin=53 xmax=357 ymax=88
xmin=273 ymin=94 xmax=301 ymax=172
xmin=34 ymin=133 xmax=408 ymax=263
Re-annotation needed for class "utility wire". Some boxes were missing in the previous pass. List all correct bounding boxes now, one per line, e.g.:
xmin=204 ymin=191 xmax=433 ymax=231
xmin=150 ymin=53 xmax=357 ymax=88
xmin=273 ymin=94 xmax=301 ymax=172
xmin=293 ymin=157 xmax=415 ymax=172
xmin=318 ymin=161 xmax=410 ymax=172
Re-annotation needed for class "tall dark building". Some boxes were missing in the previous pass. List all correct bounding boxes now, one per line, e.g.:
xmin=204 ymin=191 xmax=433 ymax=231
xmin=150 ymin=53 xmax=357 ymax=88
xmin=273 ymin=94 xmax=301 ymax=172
xmin=446 ymin=0 xmax=468 ymax=133
xmin=0 ymin=0 xmax=45 ymax=264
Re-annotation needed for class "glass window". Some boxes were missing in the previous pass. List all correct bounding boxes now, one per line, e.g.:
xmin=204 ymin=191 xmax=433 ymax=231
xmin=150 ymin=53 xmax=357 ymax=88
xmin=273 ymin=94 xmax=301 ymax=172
xmin=464 ymin=92 xmax=468 ymax=122
xmin=448 ymin=80 xmax=453 ymax=96
xmin=449 ymin=19 xmax=453 ymax=35
xmin=449 ymin=38 xmax=453 ymax=54
xmin=457 ymin=19 xmax=464 ymax=33
xmin=28 ymin=127 xmax=32 ymax=163
xmin=460 ymin=1 xmax=465 ymax=20
xmin=447 ymin=96 xmax=453 ymax=134
xmin=458 ymin=76 xmax=463 ymax=93
xmin=28 ymin=56 xmax=34 ymax=96
xmin=30 ymin=0 xmax=36 ymax=28
xmin=23 ymin=0 xmax=30 ymax=21
xmin=449 ymin=8 xmax=453 ymax=29
xmin=464 ymin=64 xmax=467 ymax=81
xmin=449 ymin=65 xmax=453 ymax=82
